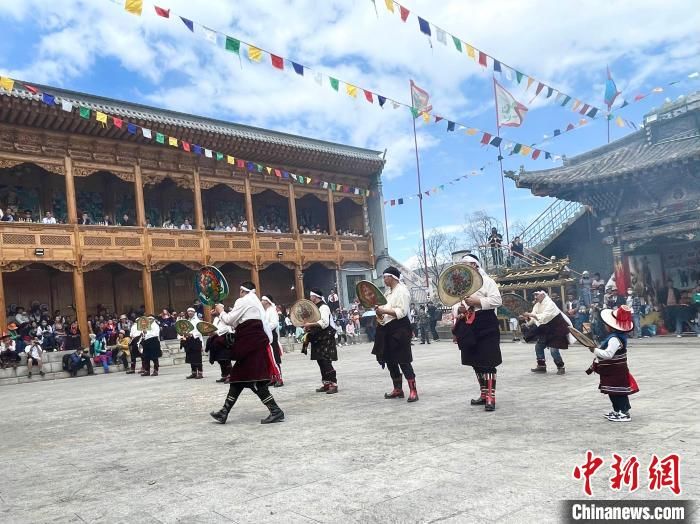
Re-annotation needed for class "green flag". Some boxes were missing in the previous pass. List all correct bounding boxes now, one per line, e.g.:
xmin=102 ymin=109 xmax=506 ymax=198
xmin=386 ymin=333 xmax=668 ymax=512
xmin=410 ymin=107 xmax=420 ymax=119
xmin=516 ymin=71 xmax=524 ymax=84
xmin=79 ymin=107 xmax=90 ymax=119
xmin=155 ymin=133 xmax=165 ymax=144
xmin=329 ymin=77 xmax=339 ymax=91
xmin=225 ymin=37 xmax=240 ymax=54
xmin=452 ymin=36 xmax=462 ymax=52
xmin=216 ymin=152 xmax=224 ymax=161
xmin=512 ymin=143 xmax=522 ymax=154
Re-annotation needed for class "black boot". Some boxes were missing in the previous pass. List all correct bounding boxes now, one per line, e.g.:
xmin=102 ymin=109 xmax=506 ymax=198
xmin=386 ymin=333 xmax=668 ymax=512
xmin=384 ymin=375 xmax=404 ymax=399
xmin=470 ymin=371 xmax=486 ymax=405
xmin=210 ymin=386 xmax=241 ymax=424
xmin=255 ymin=383 xmax=285 ymax=424
xmin=485 ymin=372 xmax=497 ymax=412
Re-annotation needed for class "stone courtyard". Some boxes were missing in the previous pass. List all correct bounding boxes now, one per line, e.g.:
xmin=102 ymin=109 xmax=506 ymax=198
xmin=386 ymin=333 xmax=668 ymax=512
xmin=1 ymin=337 xmax=698 ymax=523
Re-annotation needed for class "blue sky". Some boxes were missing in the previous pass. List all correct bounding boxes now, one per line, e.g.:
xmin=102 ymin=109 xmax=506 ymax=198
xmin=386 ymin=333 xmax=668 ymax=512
xmin=1 ymin=0 xmax=698 ymax=266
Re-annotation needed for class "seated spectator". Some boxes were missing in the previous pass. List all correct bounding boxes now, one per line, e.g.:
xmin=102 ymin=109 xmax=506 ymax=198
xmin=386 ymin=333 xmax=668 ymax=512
xmin=37 ymin=319 xmax=56 ymax=350
xmin=115 ymin=330 xmax=131 ymax=371
xmin=162 ymin=217 xmax=174 ymax=228
xmin=7 ymin=322 xmax=24 ymax=353
xmin=20 ymin=210 xmax=34 ymax=222
xmin=78 ymin=212 xmax=92 ymax=225
xmin=90 ymin=333 xmax=112 ymax=373
xmin=345 ymin=319 xmax=356 ymax=344
xmin=41 ymin=211 xmax=57 ymax=224
xmin=14 ymin=307 xmax=30 ymax=325
xmin=67 ymin=347 xmax=94 ymax=377
xmin=1 ymin=208 xmax=15 ymax=221
xmin=117 ymin=314 xmax=131 ymax=334
xmin=25 ymin=338 xmax=46 ymax=378
xmin=62 ymin=323 xmax=82 ymax=352
xmin=0 ymin=332 xmax=20 ymax=369
xmin=101 ymin=215 xmax=113 ymax=226
xmin=121 ymin=213 xmax=132 ymax=226
xmin=180 ymin=218 xmax=193 ymax=230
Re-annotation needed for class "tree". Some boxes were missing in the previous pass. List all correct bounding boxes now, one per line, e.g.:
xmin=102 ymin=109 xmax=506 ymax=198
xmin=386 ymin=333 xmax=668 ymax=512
xmin=463 ymin=211 xmax=503 ymax=252
xmin=415 ymin=229 xmax=460 ymax=290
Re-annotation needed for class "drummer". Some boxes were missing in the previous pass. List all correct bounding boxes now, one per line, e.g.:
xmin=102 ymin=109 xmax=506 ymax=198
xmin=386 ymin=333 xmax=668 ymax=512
xmin=452 ymin=254 xmax=502 ymax=412
xmin=140 ymin=316 xmax=162 ymax=377
xmin=206 ymin=308 xmax=233 ymax=383
xmin=261 ymin=295 xmax=284 ymax=387
xmin=304 ymin=289 xmax=339 ymax=395
xmin=372 ymin=266 xmax=418 ymax=403
xmin=184 ymin=307 xmax=203 ymax=341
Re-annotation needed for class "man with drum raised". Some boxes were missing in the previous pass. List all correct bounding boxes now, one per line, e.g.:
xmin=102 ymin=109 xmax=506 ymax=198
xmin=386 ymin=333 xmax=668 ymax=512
xmin=373 ymin=266 xmax=418 ymax=403
xmin=261 ymin=295 xmax=284 ymax=387
xmin=304 ymin=289 xmax=339 ymax=394
xmin=453 ymin=254 xmax=502 ymax=411
xmin=210 ymin=281 xmax=284 ymax=425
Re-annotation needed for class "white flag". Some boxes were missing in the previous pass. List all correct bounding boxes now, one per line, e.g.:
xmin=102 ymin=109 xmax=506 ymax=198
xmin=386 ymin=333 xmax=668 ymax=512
xmin=61 ymin=100 xmax=73 ymax=112
xmin=435 ymin=28 xmax=447 ymax=45
xmin=202 ymin=26 xmax=217 ymax=44
xmin=141 ymin=128 xmax=152 ymax=139
xmin=494 ymin=79 xmax=528 ymax=127
xmin=205 ymin=149 xmax=213 ymax=158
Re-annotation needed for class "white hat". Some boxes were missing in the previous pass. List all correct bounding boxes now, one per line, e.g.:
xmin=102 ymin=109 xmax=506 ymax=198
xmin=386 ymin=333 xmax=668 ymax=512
xmin=600 ymin=306 xmax=634 ymax=332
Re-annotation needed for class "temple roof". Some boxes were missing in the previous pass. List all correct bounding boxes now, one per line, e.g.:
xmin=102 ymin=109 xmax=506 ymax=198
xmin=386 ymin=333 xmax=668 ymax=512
xmin=1 ymin=81 xmax=385 ymax=178
xmin=512 ymin=91 xmax=700 ymax=197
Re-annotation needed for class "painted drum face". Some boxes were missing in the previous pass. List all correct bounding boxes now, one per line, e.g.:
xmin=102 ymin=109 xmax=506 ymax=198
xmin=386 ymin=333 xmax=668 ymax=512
xmin=355 ymin=280 xmax=388 ymax=308
xmin=501 ymin=293 xmax=531 ymax=317
xmin=437 ymin=264 xmax=483 ymax=306
xmin=175 ymin=319 xmax=194 ymax=336
xmin=194 ymin=266 xmax=229 ymax=306
xmin=568 ymin=326 xmax=596 ymax=348
xmin=196 ymin=321 xmax=218 ymax=336
xmin=290 ymin=299 xmax=321 ymax=327
xmin=136 ymin=316 xmax=153 ymax=332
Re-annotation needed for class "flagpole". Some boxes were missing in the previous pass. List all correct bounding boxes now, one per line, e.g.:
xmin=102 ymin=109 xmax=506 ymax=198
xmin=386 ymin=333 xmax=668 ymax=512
xmin=492 ymin=76 xmax=510 ymax=246
xmin=410 ymin=82 xmax=430 ymax=289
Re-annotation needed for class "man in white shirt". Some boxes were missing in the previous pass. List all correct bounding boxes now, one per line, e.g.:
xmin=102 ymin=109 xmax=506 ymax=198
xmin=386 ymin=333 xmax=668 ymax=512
xmin=372 ymin=266 xmax=419 ymax=402
xmin=261 ymin=295 xmax=284 ymax=387
xmin=42 ymin=211 xmax=57 ymax=224
xmin=452 ymin=254 xmax=502 ymax=412
xmin=180 ymin=219 xmax=193 ymax=230
xmin=25 ymin=338 xmax=46 ymax=378
xmin=139 ymin=317 xmax=162 ymax=376
xmin=206 ymin=310 xmax=234 ymax=383
xmin=210 ymin=281 xmax=284 ymax=425
xmin=304 ymin=289 xmax=339 ymax=394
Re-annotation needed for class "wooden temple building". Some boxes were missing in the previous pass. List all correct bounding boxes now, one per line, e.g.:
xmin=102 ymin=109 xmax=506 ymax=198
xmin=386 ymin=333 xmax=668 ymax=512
xmin=512 ymin=92 xmax=700 ymax=305
xmin=0 ymin=83 xmax=389 ymax=344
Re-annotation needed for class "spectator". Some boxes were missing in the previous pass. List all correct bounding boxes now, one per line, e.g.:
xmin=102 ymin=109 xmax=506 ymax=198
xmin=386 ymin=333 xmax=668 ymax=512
xmin=409 ymin=303 xmax=418 ymax=340
xmin=68 ymin=347 xmax=94 ymax=377
xmin=162 ymin=217 xmax=174 ymax=229
xmin=14 ymin=306 xmax=30 ymax=325
xmin=90 ymin=333 xmax=111 ymax=373
xmin=121 ymin=213 xmax=133 ymax=226
xmin=1 ymin=208 xmax=14 ymax=221
xmin=39 ymin=211 xmax=57 ymax=224
xmin=426 ymin=301 xmax=440 ymax=341
xmin=510 ymin=236 xmax=524 ymax=267
xmin=657 ymin=279 xmax=683 ymax=336
xmin=488 ymin=227 xmax=503 ymax=266
xmin=62 ymin=323 xmax=82 ymax=352
xmin=284 ymin=315 xmax=294 ymax=337
xmin=417 ymin=305 xmax=431 ymax=345
xmin=180 ymin=218 xmax=193 ymax=230
xmin=579 ymin=271 xmax=592 ymax=306
xmin=115 ymin=330 xmax=131 ymax=370
xmin=25 ymin=338 xmax=46 ymax=378
xmin=101 ymin=215 xmax=112 ymax=226
xmin=564 ymin=293 xmax=579 ymax=324
xmin=78 ymin=212 xmax=92 ymax=225
xmin=0 ymin=332 xmax=20 ymax=369
xmin=328 ymin=289 xmax=340 ymax=312
xmin=626 ymin=287 xmax=644 ymax=339
xmin=345 ymin=319 xmax=356 ymax=344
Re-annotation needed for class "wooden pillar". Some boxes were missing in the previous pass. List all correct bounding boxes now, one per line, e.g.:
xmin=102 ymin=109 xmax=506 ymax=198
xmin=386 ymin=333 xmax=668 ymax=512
xmin=64 ymin=156 xmax=78 ymax=224
xmin=72 ymin=268 xmax=89 ymax=348
xmin=142 ymin=267 xmax=154 ymax=315
xmin=244 ymin=177 xmax=254 ymax=230
xmin=251 ymin=264 xmax=260 ymax=292
xmin=0 ymin=270 xmax=6 ymax=333
xmin=193 ymin=168 xmax=204 ymax=231
xmin=327 ymin=188 xmax=336 ymax=236
xmin=295 ymin=265 xmax=304 ymax=300
xmin=134 ymin=163 xmax=146 ymax=227
xmin=288 ymin=183 xmax=298 ymax=234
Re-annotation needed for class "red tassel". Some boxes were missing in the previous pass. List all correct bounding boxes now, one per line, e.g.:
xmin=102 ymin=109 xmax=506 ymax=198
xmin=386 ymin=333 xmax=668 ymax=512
xmin=615 ymin=305 xmax=633 ymax=331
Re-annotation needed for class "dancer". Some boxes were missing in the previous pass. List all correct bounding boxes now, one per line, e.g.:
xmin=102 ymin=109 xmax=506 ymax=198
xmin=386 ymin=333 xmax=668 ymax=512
xmin=452 ymin=254 xmax=502 ymax=411
xmin=372 ymin=266 xmax=418 ymax=402
xmin=305 ymin=289 xmax=339 ymax=394
xmin=126 ymin=322 xmax=143 ymax=375
xmin=586 ymin=305 xmax=639 ymax=422
xmin=140 ymin=317 xmax=161 ymax=377
xmin=521 ymin=289 xmax=570 ymax=375
xmin=206 ymin=309 xmax=233 ymax=383
xmin=210 ymin=281 xmax=284 ymax=425
xmin=261 ymin=295 xmax=284 ymax=387
xmin=183 ymin=331 xmax=204 ymax=379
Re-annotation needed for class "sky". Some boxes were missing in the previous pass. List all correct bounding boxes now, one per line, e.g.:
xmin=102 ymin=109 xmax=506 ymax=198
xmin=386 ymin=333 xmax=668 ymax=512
xmin=0 ymin=0 xmax=698 ymax=268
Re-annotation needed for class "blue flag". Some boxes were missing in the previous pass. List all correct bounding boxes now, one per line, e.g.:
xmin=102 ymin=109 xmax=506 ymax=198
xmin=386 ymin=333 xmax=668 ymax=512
xmin=604 ymin=66 xmax=620 ymax=110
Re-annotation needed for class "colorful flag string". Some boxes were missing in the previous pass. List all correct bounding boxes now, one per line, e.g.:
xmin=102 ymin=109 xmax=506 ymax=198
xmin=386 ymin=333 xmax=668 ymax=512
xmin=0 ymin=76 xmax=372 ymax=197
xmin=113 ymin=0 xmax=563 ymax=162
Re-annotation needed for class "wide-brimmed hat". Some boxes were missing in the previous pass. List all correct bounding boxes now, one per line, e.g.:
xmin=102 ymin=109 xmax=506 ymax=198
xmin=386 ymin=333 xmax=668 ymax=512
xmin=7 ymin=322 xmax=17 ymax=330
xmin=601 ymin=305 xmax=634 ymax=332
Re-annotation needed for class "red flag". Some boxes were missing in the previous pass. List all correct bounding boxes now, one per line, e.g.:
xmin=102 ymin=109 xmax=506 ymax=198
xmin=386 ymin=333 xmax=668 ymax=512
xmin=154 ymin=5 xmax=170 ymax=17
xmin=478 ymin=52 xmax=488 ymax=67
xmin=535 ymin=83 xmax=544 ymax=96
xmin=532 ymin=149 xmax=541 ymax=160
xmin=566 ymin=123 xmax=575 ymax=131
xmin=363 ymin=90 xmax=373 ymax=103
xmin=270 ymin=54 xmax=284 ymax=69
xmin=399 ymin=5 xmax=410 ymax=21
xmin=480 ymin=132 xmax=492 ymax=145
xmin=182 ymin=141 xmax=190 ymax=152
xmin=435 ymin=115 xmax=443 ymax=123
xmin=579 ymin=104 xmax=590 ymax=115
xmin=113 ymin=117 xmax=123 ymax=129
xmin=237 ymin=159 xmax=245 ymax=168
xmin=390 ymin=199 xmax=396 ymax=206
xmin=274 ymin=169 xmax=282 ymax=177
xmin=634 ymin=94 xmax=645 ymax=101
xmin=22 ymin=83 xmax=38 ymax=94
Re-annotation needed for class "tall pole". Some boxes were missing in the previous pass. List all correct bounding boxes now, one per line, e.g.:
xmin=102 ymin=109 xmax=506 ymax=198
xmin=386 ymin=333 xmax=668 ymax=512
xmin=411 ymin=100 xmax=430 ymax=289
xmin=607 ymin=114 xmax=611 ymax=144
xmin=492 ymin=77 xmax=510 ymax=245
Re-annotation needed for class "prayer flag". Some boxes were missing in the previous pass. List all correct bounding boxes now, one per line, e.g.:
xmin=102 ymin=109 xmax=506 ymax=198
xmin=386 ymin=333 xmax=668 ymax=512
xmin=520 ymin=145 xmax=531 ymax=155
xmin=418 ymin=17 xmax=431 ymax=36
xmin=515 ymin=71 xmax=524 ymax=84
xmin=205 ymin=149 xmax=213 ymax=158
xmin=216 ymin=152 xmax=224 ymax=161
xmin=410 ymin=80 xmax=432 ymax=113
xmin=329 ymin=77 xmax=339 ymax=91
xmin=493 ymin=60 xmax=501 ymax=73
xmin=421 ymin=111 xmax=430 ymax=123
xmin=532 ymin=149 xmax=541 ymax=160
xmin=384 ymin=0 xmax=394 ymax=12
xmin=291 ymin=62 xmax=304 ymax=75
xmin=452 ymin=36 xmax=462 ymax=52
xmin=182 ymin=142 xmax=190 ymax=152
xmin=586 ymin=107 xmax=598 ymax=118
xmin=553 ymin=129 xmax=561 ymax=136
xmin=180 ymin=17 xmax=194 ymax=32
xmin=560 ymin=95 xmax=571 ymax=106
xmin=535 ymin=83 xmax=544 ymax=96
xmin=615 ymin=116 xmax=625 ymax=127
xmin=489 ymin=136 xmax=503 ymax=148
xmin=124 ymin=0 xmax=143 ymax=16
xmin=478 ymin=51 xmax=487 ymax=67
xmin=193 ymin=145 xmax=202 ymax=155
xmin=154 ymin=5 xmax=169 ymax=17
xmin=227 ymin=155 xmax=235 ymax=164
xmin=604 ymin=66 xmax=620 ymax=110
xmin=494 ymin=79 xmax=528 ymax=127
xmin=42 ymin=93 xmax=55 ymax=105
xmin=248 ymin=46 xmax=263 ymax=62
xmin=579 ymin=104 xmax=590 ymax=115
xmin=399 ymin=5 xmax=410 ymax=21
xmin=545 ymin=152 xmax=551 ymax=160
xmin=546 ymin=87 xmax=553 ymax=98
xmin=274 ymin=169 xmax=282 ymax=177
xmin=61 ymin=100 xmax=73 ymax=112
xmin=79 ymin=107 xmax=90 ymax=119
xmin=480 ymin=133 xmax=492 ymax=145
xmin=225 ymin=37 xmax=240 ymax=54
xmin=141 ymin=128 xmax=152 ymax=138
xmin=271 ymin=54 xmax=284 ymax=69
xmin=202 ymin=26 xmax=217 ymax=44
xmin=447 ymin=121 xmax=455 ymax=132
xmin=377 ymin=95 xmax=386 ymax=107
xmin=363 ymin=90 xmax=373 ymax=103
xmin=466 ymin=45 xmax=475 ymax=59
xmin=398 ymin=198 xmax=404 ymax=205
xmin=436 ymin=27 xmax=447 ymax=44
xmin=23 ymin=83 xmax=38 ymax=94
xmin=0 ymin=77 xmax=15 ymax=92
xmin=466 ymin=128 xmax=478 ymax=136
xmin=113 ymin=117 xmax=123 ymax=128
xmin=168 ymin=136 xmax=178 ymax=147
xmin=512 ymin=144 xmax=522 ymax=154
xmin=95 ymin=111 xmax=107 ymax=125
xmin=156 ymin=133 xmax=165 ymax=144
xmin=127 ymin=123 xmax=137 ymax=135
xmin=346 ymin=84 xmax=358 ymax=97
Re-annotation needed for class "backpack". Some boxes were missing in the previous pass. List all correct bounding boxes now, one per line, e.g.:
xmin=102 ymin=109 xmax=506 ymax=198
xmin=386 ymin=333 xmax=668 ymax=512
xmin=62 ymin=353 xmax=71 ymax=372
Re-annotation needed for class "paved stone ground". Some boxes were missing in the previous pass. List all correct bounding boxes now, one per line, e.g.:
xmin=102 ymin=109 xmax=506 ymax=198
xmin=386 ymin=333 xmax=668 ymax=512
xmin=1 ymin=337 xmax=698 ymax=523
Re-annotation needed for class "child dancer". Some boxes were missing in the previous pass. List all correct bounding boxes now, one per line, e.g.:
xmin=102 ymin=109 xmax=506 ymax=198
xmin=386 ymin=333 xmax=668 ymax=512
xmin=586 ymin=305 xmax=639 ymax=422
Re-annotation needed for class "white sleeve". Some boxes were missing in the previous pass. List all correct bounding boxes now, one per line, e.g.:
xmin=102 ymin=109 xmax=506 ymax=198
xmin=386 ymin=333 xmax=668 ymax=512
xmin=392 ymin=288 xmax=411 ymax=320
xmin=479 ymin=280 xmax=502 ymax=310
xmin=594 ymin=337 xmax=621 ymax=360
xmin=533 ymin=300 xmax=559 ymax=325
xmin=220 ymin=299 xmax=247 ymax=329
xmin=317 ymin=305 xmax=330 ymax=329
xmin=266 ymin=308 xmax=279 ymax=331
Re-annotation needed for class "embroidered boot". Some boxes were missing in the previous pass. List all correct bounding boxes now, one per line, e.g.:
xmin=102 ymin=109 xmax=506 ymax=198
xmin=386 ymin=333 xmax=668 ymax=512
xmin=485 ymin=373 xmax=496 ymax=411
xmin=407 ymin=378 xmax=419 ymax=403
xmin=260 ymin=396 xmax=285 ymax=424
xmin=470 ymin=372 xmax=487 ymax=405
xmin=210 ymin=387 xmax=241 ymax=424
xmin=384 ymin=375 xmax=404 ymax=399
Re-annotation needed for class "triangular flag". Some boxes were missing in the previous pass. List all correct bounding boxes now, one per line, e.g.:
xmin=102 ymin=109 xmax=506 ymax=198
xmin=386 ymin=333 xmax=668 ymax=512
xmin=560 ymin=95 xmax=571 ymax=106
xmin=124 ymin=0 xmax=143 ymax=16
xmin=417 ymin=17 xmax=431 ymax=36
xmin=363 ymin=90 xmax=373 ymax=103
xmin=270 ymin=54 xmax=284 ymax=69
xmin=225 ymin=37 xmax=240 ymax=54
xmin=451 ymin=36 xmax=462 ymax=52
xmin=291 ymin=62 xmax=304 ymax=75
xmin=329 ymin=77 xmax=339 ymax=91
xmin=182 ymin=142 xmax=190 ymax=152
xmin=399 ymin=5 xmax=410 ymax=21
xmin=154 ymin=5 xmax=169 ymax=17
xmin=515 ymin=71 xmax=524 ymax=84
xmin=346 ymin=84 xmax=358 ymax=97
xmin=535 ymin=83 xmax=545 ymax=96
xmin=378 ymin=95 xmax=386 ymax=107
xmin=180 ymin=16 xmax=194 ymax=32
xmin=266 ymin=166 xmax=272 ymax=174
xmin=526 ymin=77 xmax=535 ymax=90
xmin=384 ymin=0 xmax=394 ymax=12
xmin=421 ymin=111 xmax=430 ymax=123
xmin=615 ymin=116 xmax=625 ymax=127
xmin=248 ymin=46 xmax=263 ymax=62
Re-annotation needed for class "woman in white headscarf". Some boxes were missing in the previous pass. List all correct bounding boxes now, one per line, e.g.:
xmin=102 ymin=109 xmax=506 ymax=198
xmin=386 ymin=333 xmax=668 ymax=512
xmin=521 ymin=289 xmax=571 ymax=375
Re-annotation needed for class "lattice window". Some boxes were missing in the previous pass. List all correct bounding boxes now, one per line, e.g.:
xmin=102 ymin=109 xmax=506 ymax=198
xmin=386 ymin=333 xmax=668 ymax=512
xmin=178 ymin=239 xmax=200 ymax=248
xmin=231 ymin=240 xmax=251 ymax=248
xmin=152 ymin=238 xmax=176 ymax=247
xmin=39 ymin=235 xmax=71 ymax=246
xmin=85 ymin=236 xmax=112 ymax=246
xmin=341 ymin=243 xmax=355 ymax=251
xmin=2 ymin=233 xmax=34 ymax=245
xmin=279 ymin=242 xmax=295 ymax=250
xmin=303 ymin=242 xmax=318 ymax=250
xmin=210 ymin=240 xmax=229 ymax=249
xmin=259 ymin=241 xmax=277 ymax=249
xmin=115 ymin=237 xmax=141 ymax=247
xmin=320 ymin=243 xmax=335 ymax=250
xmin=357 ymin=241 xmax=369 ymax=250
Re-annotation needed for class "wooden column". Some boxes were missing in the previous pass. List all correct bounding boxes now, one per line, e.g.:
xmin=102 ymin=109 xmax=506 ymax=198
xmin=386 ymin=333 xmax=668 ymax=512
xmin=134 ymin=163 xmax=146 ymax=227
xmin=244 ymin=177 xmax=255 ymax=230
xmin=72 ymin=268 xmax=89 ymax=348
xmin=142 ymin=267 xmax=154 ymax=315
xmin=327 ymin=188 xmax=336 ymax=235
xmin=295 ymin=266 xmax=304 ymax=300
xmin=0 ymin=270 xmax=6 ymax=333
xmin=64 ymin=156 xmax=77 ymax=224
xmin=193 ymin=167 xmax=204 ymax=231
xmin=251 ymin=264 xmax=260 ymax=292
xmin=288 ymin=183 xmax=298 ymax=234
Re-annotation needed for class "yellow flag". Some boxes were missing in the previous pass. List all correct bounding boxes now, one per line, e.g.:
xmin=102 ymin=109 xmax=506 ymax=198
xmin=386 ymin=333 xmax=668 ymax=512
xmin=422 ymin=111 xmax=431 ymax=123
xmin=615 ymin=116 xmax=625 ymax=127
xmin=466 ymin=45 xmax=476 ymax=59
xmin=579 ymin=118 xmax=588 ymax=126
xmin=466 ymin=128 xmax=479 ymax=136
xmin=226 ymin=155 xmax=235 ymax=164
xmin=346 ymin=84 xmax=358 ymax=97
xmin=168 ymin=136 xmax=178 ymax=147
xmin=248 ymin=46 xmax=263 ymax=62
xmin=124 ymin=0 xmax=143 ymax=16
xmin=0 ymin=77 xmax=15 ymax=92
xmin=95 ymin=111 xmax=107 ymax=125
xmin=520 ymin=145 xmax=532 ymax=156
xmin=384 ymin=0 xmax=394 ymax=12
xmin=305 ymin=177 xmax=311 ymax=184
xmin=572 ymin=100 xmax=581 ymax=111
xmin=526 ymin=77 xmax=535 ymax=90
xmin=266 ymin=166 xmax=272 ymax=174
